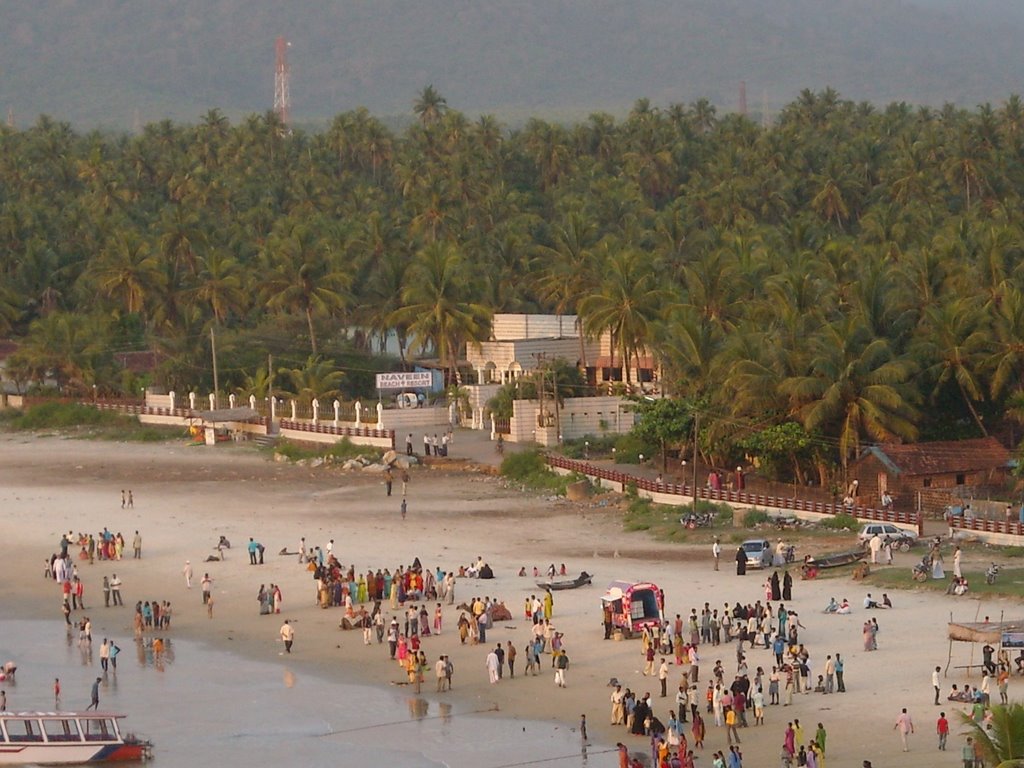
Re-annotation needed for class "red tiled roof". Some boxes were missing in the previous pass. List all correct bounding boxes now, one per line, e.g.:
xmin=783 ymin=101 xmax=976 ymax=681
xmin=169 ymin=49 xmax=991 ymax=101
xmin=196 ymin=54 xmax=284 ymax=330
xmin=868 ymin=437 xmax=1011 ymax=476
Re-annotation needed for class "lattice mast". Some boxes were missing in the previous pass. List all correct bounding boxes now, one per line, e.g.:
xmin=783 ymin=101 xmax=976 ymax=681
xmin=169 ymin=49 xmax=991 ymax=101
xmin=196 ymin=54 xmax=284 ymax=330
xmin=274 ymin=36 xmax=291 ymax=125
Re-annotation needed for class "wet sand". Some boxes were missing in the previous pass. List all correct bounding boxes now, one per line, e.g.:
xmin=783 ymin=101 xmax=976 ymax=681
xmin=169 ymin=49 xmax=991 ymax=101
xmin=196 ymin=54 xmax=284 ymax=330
xmin=0 ymin=433 xmax=1012 ymax=767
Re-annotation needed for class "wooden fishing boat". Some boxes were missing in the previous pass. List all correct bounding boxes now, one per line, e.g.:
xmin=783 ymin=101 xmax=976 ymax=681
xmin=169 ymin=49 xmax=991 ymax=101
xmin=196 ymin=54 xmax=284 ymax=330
xmin=536 ymin=571 xmax=593 ymax=591
xmin=803 ymin=549 xmax=867 ymax=571
xmin=0 ymin=711 xmax=152 ymax=764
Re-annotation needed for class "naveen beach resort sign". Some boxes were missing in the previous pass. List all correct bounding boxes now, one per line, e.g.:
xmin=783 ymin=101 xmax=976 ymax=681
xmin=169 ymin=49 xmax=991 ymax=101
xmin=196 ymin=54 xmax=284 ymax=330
xmin=375 ymin=371 xmax=433 ymax=390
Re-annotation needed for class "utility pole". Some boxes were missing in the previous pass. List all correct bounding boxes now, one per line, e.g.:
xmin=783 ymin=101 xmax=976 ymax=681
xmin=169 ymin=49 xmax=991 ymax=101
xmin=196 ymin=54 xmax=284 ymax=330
xmin=267 ymin=353 xmax=274 ymax=421
xmin=692 ymin=410 xmax=700 ymax=509
xmin=210 ymin=327 xmax=220 ymax=409
xmin=551 ymin=365 xmax=561 ymax=444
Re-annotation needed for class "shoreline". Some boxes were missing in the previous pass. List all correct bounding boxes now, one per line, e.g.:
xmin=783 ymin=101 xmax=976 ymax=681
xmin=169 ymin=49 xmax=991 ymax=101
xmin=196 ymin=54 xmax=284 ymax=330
xmin=0 ymin=433 xmax=1014 ymax=767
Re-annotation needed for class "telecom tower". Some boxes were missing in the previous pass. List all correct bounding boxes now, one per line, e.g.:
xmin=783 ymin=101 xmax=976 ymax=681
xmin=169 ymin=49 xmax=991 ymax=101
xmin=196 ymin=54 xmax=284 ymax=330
xmin=274 ymin=36 xmax=291 ymax=125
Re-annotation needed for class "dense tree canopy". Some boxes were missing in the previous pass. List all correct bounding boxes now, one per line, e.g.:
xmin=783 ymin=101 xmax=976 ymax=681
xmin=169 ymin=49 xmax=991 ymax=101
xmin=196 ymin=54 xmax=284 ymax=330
xmin=5 ymin=90 xmax=1024 ymax=472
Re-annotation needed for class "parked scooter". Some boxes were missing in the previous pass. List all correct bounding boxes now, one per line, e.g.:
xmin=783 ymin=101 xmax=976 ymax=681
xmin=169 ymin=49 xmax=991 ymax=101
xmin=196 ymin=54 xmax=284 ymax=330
xmin=986 ymin=563 xmax=1001 ymax=585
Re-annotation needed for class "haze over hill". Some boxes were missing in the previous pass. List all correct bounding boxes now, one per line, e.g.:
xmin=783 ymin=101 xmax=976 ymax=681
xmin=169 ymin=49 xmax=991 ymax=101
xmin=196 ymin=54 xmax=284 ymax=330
xmin=3 ymin=0 xmax=1024 ymax=129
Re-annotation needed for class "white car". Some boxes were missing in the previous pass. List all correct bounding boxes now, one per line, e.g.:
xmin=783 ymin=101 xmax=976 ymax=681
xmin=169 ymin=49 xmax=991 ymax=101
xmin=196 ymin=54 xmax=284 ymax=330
xmin=858 ymin=523 xmax=917 ymax=551
xmin=741 ymin=539 xmax=773 ymax=569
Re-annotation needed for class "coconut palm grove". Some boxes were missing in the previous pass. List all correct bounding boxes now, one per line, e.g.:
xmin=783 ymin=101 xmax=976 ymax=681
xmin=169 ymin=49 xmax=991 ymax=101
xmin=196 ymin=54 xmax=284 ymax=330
xmin=4 ymin=87 xmax=1024 ymax=475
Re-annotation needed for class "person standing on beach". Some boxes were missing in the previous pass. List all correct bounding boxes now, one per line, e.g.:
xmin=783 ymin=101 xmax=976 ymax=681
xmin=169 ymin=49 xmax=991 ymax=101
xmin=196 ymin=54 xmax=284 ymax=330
xmin=555 ymin=649 xmax=569 ymax=687
xmin=384 ymin=468 xmax=393 ymax=497
xmin=86 ymin=677 xmax=101 ymax=710
xmin=99 ymin=639 xmax=109 ymax=672
xmin=401 ymin=498 xmax=407 ymax=519
xmin=936 ymin=711 xmax=949 ymax=750
xmin=54 ymin=678 xmax=61 ymax=708
xmin=183 ymin=560 xmax=193 ymax=588
xmin=736 ymin=547 xmax=747 ymax=576
xmin=102 ymin=576 xmax=110 ymax=607
xmin=406 ymin=433 xmax=414 ymax=456
xmin=121 ymin=490 xmax=126 ymax=509
xmin=713 ymin=538 xmax=721 ymax=571
xmin=894 ymin=707 xmax=914 ymax=751
xmin=132 ymin=531 xmax=142 ymax=559
xmin=110 ymin=574 xmax=122 ymax=606
xmin=248 ymin=538 xmax=258 ymax=565
xmin=0 ymin=690 xmax=5 ymax=711
xmin=280 ymin=620 xmax=294 ymax=653
xmin=933 ymin=666 xmax=942 ymax=705
xmin=402 ymin=469 xmax=410 ymax=497
xmin=486 ymin=648 xmax=500 ymax=684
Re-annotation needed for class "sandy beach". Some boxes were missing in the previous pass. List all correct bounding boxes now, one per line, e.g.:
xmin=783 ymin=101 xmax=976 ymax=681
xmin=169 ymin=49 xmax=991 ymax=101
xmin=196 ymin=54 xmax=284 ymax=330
xmin=0 ymin=432 xmax=1013 ymax=767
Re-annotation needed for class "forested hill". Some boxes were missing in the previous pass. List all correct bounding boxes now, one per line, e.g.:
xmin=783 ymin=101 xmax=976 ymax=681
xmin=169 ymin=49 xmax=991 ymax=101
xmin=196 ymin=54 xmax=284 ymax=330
xmin=3 ymin=0 xmax=1024 ymax=129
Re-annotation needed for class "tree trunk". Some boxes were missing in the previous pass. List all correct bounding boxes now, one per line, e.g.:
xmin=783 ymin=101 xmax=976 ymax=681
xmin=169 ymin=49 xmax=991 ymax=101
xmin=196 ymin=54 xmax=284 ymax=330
xmin=958 ymin=379 xmax=988 ymax=436
xmin=306 ymin=306 xmax=318 ymax=355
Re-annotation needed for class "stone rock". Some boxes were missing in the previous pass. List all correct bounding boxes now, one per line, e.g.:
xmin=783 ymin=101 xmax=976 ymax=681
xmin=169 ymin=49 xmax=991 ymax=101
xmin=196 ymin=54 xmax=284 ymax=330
xmin=391 ymin=455 xmax=419 ymax=469
xmin=382 ymin=449 xmax=398 ymax=465
xmin=566 ymin=480 xmax=591 ymax=501
xmin=309 ymin=457 xmax=325 ymax=468
xmin=341 ymin=459 xmax=363 ymax=471
xmin=362 ymin=463 xmax=389 ymax=472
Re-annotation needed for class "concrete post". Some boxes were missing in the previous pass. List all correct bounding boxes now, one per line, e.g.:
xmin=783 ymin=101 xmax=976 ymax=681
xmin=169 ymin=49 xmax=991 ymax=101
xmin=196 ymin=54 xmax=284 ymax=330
xmin=355 ymin=401 xmax=362 ymax=425
xmin=290 ymin=400 xmax=296 ymax=420
xmin=189 ymin=392 xmax=196 ymax=410
xmin=169 ymin=391 xmax=175 ymax=412
xmin=312 ymin=399 xmax=320 ymax=425
xmin=229 ymin=393 xmax=236 ymax=408
xmin=208 ymin=393 xmax=216 ymax=410
xmin=333 ymin=400 xmax=340 ymax=427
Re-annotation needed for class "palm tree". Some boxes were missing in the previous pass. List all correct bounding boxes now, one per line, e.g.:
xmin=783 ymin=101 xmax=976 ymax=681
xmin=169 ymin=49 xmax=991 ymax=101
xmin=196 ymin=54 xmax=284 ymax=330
xmin=913 ymin=298 xmax=991 ymax=435
xmin=413 ymin=85 xmax=448 ymax=126
xmin=959 ymin=703 xmax=1024 ymax=767
xmin=260 ymin=221 xmax=351 ymax=355
xmin=578 ymin=247 xmax=671 ymax=388
xmin=278 ymin=355 xmax=345 ymax=402
xmin=389 ymin=241 xmax=491 ymax=382
xmin=780 ymin=318 xmax=919 ymax=472
xmin=89 ymin=232 xmax=166 ymax=319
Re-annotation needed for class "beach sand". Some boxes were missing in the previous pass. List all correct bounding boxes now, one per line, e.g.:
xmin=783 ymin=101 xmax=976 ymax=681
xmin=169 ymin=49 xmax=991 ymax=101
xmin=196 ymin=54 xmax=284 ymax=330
xmin=0 ymin=433 xmax=1010 ymax=767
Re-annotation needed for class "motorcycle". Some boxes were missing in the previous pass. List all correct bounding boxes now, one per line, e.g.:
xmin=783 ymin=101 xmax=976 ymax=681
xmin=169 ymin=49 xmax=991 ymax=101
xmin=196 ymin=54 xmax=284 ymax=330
xmin=912 ymin=555 xmax=932 ymax=582
xmin=986 ymin=563 xmax=1001 ymax=585
xmin=680 ymin=511 xmax=715 ymax=529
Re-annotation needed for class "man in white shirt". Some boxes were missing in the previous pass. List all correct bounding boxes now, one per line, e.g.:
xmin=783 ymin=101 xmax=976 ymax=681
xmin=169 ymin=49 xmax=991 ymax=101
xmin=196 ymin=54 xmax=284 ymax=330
xmin=932 ymin=666 xmax=941 ymax=705
xmin=713 ymin=538 xmax=722 ymax=571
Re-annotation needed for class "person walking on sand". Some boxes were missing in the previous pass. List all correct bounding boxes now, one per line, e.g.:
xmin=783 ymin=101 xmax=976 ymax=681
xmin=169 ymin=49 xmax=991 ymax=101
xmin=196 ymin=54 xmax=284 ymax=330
xmin=401 ymin=498 xmax=407 ymax=520
xmin=201 ymin=573 xmax=212 ymax=604
xmin=127 ymin=490 xmax=133 ymax=509
xmin=713 ymin=538 xmax=721 ymax=571
xmin=183 ymin=560 xmax=193 ymax=588
xmin=121 ymin=490 xmax=126 ymax=509
xmin=486 ymin=648 xmax=500 ymax=684
xmin=894 ymin=707 xmax=914 ymax=751
xmin=86 ymin=677 xmax=101 ymax=710
xmin=280 ymin=620 xmax=294 ymax=653
xmin=384 ymin=468 xmax=393 ymax=497
xmin=54 ymin=678 xmax=61 ymax=708
xmin=132 ymin=531 xmax=142 ymax=559
xmin=554 ymin=648 xmax=569 ymax=687
xmin=933 ymin=666 xmax=941 ymax=705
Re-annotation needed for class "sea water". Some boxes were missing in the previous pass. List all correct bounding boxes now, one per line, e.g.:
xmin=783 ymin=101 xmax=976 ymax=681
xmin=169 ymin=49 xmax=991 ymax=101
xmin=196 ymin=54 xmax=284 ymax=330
xmin=0 ymin=620 xmax=604 ymax=767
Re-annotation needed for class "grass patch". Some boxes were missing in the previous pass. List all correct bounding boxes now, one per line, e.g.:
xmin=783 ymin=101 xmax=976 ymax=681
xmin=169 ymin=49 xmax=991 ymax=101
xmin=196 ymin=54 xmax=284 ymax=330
xmin=500 ymin=449 xmax=570 ymax=494
xmin=820 ymin=513 xmax=859 ymax=531
xmin=864 ymin=567 xmax=1024 ymax=599
xmin=4 ymin=402 xmax=124 ymax=429
xmin=272 ymin=438 xmax=381 ymax=463
xmin=0 ymin=402 xmax=185 ymax=441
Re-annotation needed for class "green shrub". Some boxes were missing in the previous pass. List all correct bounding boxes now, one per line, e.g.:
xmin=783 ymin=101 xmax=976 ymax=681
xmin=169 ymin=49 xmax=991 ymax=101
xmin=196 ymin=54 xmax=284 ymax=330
xmin=561 ymin=434 xmax=618 ymax=459
xmin=10 ymin=402 xmax=123 ymax=429
xmin=500 ymin=449 xmax=568 ymax=493
xmin=820 ymin=513 xmax=859 ymax=531
xmin=500 ymin=449 xmax=548 ymax=481
xmin=273 ymin=437 xmax=381 ymax=463
xmin=743 ymin=510 xmax=771 ymax=526
xmin=613 ymin=432 xmax=657 ymax=464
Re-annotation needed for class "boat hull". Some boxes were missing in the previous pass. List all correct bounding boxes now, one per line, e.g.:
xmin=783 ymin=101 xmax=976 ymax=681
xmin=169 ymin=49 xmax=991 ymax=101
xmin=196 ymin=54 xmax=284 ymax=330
xmin=0 ymin=741 xmax=148 ymax=764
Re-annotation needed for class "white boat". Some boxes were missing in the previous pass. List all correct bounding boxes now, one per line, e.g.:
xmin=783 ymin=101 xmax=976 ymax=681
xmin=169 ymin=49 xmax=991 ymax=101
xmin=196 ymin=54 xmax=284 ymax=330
xmin=0 ymin=711 xmax=151 ymax=764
